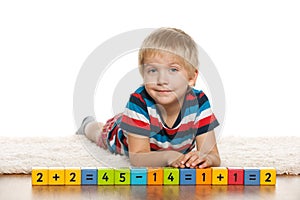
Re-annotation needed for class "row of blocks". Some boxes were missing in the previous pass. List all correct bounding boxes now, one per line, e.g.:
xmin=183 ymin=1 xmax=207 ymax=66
xmin=32 ymin=167 xmax=276 ymax=186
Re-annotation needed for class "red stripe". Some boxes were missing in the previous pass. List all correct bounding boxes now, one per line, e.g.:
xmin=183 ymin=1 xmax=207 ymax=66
xmin=199 ymin=92 xmax=205 ymax=98
xmin=132 ymin=93 xmax=145 ymax=104
xmin=122 ymin=115 xmax=150 ymax=130
xmin=150 ymin=142 xmax=192 ymax=152
xmin=186 ymin=93 xmax=196 ymax=101
xmin=196 ymin=115 xmax=217 ymax=128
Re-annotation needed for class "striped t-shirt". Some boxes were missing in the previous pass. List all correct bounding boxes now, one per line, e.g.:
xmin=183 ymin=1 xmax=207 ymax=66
xmin=108 ymin=86 xmax=219 ymax=155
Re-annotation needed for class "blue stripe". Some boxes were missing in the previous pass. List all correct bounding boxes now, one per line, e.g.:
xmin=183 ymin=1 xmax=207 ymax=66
xmin=151 ymin=132 xmax=194 ymax=144
xmin=127 ymin=102 xmax=149 ymax=119
xmin=199 ymin=101 xmax=210 ymax=113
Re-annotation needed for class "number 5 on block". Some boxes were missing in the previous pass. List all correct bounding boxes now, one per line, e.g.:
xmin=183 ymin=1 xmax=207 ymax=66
xmin=115 ymin=168 xmax=130 ymax=185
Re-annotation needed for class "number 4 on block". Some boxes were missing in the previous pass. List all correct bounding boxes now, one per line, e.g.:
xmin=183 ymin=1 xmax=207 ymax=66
xmin=164 ymin=168 xmax=179 ymax=185
xmin=98 ymin=168 xmax=115 ymax=185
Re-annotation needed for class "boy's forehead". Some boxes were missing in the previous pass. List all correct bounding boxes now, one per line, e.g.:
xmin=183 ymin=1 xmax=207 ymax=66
xmin=143 ymin=50 xmax=184 ymax=64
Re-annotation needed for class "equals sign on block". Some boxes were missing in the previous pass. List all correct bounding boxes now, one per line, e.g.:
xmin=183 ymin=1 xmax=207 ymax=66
xmin=86 ymin=174 xmax=94 ymax=181
xmin=185 ymin=174 xmax=192 ymax=180
xmin=249 ymin=174 xmax=256 ymax=180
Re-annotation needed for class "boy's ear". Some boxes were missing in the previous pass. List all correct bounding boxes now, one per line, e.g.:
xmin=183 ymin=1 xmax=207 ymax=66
xmin=188 ymin=69 xmax=198 ymax=86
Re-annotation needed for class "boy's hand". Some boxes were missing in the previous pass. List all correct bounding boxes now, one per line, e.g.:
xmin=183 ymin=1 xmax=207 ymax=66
xmin=179 ymin=151 xmax=212 ymax=169
xmin=169 ymin=154 xmax=186 ymax=168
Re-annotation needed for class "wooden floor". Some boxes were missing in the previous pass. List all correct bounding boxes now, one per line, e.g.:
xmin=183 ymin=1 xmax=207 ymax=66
xmin=0 ymin=175 xmax=299 ymax=200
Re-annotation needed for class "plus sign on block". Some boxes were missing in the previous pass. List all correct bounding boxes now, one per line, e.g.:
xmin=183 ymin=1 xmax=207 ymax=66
xmin=212 ymin=167 xmax=228 ymax=185
xmin=48 ymin=167 xmax=65 ymax=185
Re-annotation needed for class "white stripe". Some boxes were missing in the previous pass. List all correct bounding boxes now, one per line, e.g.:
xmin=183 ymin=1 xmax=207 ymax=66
xmin=195 ymin=108 xmax=213 ymax=123
xmin=150 ymin=138 xmax=194 ymax=149
xmin=181 ymin=113 xmax=197 ymax=124
xmin=124 ymin=108 xmax=149 ymax=124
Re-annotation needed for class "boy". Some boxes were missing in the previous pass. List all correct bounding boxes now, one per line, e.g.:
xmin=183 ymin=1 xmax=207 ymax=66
xmin=77 ymin=27 xmax=220 ymax=168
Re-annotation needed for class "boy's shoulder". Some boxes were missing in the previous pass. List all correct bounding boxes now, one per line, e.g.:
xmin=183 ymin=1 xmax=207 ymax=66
xmin=190 ymin=88 xmax=206 ymax=98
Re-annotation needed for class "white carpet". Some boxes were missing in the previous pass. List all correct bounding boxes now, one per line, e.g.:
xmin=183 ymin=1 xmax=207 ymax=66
xmin=0 ymin=135 xmax=299 ymax=175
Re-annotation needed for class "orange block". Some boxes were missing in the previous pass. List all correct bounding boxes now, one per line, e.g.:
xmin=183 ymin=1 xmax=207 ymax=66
xmin=147 ymin=168 xmax=163 ymax=185
xmin=196 ymin=168 xmax=212 ymax=185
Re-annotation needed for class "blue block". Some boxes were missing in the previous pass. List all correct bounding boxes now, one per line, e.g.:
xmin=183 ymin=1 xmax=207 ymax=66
xmin=180 ymin=168 xmax=196 ymax=185
xmin=244 ymin=168 xmax=260 ymax=185
xmin=81 ymin=168 xmax=98 ymax=185
xmin=130 ymin=168 xmax=147 ymax=185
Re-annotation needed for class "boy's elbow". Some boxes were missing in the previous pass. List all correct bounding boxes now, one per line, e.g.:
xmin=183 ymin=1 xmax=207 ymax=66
xmin=129 ymin=153 xmax=144 ymax=167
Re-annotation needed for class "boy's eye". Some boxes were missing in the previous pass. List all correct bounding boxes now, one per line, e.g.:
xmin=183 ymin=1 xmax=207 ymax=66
xmin=169 ymin=67 xmax=179 ymax=72
xmin=147 ymin=68 xmax=157 ymax=73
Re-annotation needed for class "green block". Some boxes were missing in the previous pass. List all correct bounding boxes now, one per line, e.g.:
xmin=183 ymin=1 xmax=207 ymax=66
xmin=114 ymin=168 xmax=130 ymax=185
xmin=98 ymin=168 xmax=115 ymax=185
xmin=164 ymin=168 xmax=179 ymax=185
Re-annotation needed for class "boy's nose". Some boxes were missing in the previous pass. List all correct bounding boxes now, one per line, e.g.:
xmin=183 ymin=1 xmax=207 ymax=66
xmin=157 ymin=71 xmax=169 ymax=85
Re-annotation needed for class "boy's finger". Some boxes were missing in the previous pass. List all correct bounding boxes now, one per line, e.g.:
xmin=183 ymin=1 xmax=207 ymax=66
xmin=185 ymin=154 xmax=199 ymax=167
xmin=180 ymin=153 xmax=192 ymax=165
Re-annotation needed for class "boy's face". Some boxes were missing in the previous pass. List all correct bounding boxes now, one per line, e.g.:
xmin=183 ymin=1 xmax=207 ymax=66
xmin=142 ymin=51 xmax=198 ymax=108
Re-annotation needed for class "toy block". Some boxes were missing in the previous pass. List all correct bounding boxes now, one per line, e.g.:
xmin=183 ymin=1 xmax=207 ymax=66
xmin=114 ymin=168 xmax=130 ymax=185
xmin=147 ymin=168 xmax=163 ymax=185
xmin=48 ymin=167 xmax=65 ymax=185
xmin=32 ymin=167 xmax=49 ymax=185
xmin=180 ymin=168 xmax=196 ymax=185
xmin=212 ymin=167 xmax=228 ymax=185
xmin=228 ymin=167 xmax=244 ymax=185
xmin=98 ymin=167 xmax=115 ymax=185
xmin=163 ymin=168 xmax=179 ymax=185
xmin=81 ymin=167 xmax=98 ymax=185
xmin=260 ymin=167 xmax=276 ymax=185
xmin=244 ymin=168 xmax=260 ymax=185
xmin=65 ymin=167 xmax=81 ymax=185
xmin=130 ymin=167 xmax=147 ymax=185
xmin=196 ymin=168 xmax=212 ymax=185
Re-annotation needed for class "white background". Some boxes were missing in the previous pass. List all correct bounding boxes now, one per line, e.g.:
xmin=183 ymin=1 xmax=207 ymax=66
xmin=0 ymin=0 xmax=299 ymax=137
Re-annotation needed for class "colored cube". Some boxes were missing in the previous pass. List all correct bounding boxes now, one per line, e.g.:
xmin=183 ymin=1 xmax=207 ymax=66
xmin=180 ymin=168 xmax=196 ymax=185
xmin=196 ymin=168 xmax=212 ymax=185
xmin=244 ymin=168 xmax=260 ymax=185
xmin=131 ymin=168 xmax=147 ymax=185
xmin=260 ymin=167 xmax=276 ymax=185
xmin=48 ymin=167 xmax=65 ymax=185
xmin=98 ymin=168 xmax=115 ymax=185
xmin=65 ymin=167 xmax=81 ymax=185
xmin=228 ymin=167 xmax=244 ymax=185
xmin=163 ymin=168 xmax=179 ymax=185
xmin=32 ymin=167 xmax=49 ymax=185
xmin=212 ymin=167 xmax=228 ymax=185
xmin=147 ymin=168 xmax=163 ymax=185
xmin=81 ymin=167 xmax=98 ymax=185
xmin=115 ymin=168 xmax=130 ymax=185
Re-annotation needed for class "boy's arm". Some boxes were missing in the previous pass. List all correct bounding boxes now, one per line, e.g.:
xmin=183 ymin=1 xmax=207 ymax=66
xmin=127 ymin=133 xmax=183 ymax=167
xmin=178 ymin=130 xmax=221 ymax=168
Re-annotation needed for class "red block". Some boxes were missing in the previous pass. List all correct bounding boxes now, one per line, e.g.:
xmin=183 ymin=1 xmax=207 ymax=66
xmin=228 ymin=167 xmax=244 ymax=185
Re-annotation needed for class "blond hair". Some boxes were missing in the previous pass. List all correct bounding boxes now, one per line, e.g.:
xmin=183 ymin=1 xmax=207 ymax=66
xmin=138 ymin=27 xmax=199 ymax=77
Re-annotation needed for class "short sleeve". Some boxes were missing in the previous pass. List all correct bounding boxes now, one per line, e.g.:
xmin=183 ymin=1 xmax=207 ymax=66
xmin=120 ymin=92 xmax=151 ymax=137
xmin=194 ymin=92 xmax=219 ymax=136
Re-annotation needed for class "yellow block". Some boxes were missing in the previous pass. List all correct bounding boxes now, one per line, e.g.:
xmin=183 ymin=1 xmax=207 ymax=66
xmin=48 ymin=167 xmax=65 ymax=185
xmin=32 ymin=167 xmax=49 ymax=185
xmin=260 ymin=167 xmax=276 ymax=185
xmin=65 ymin=167 xmax=81 ymax=185
xmin=211 ymin=167 xmax=228 ymax=185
